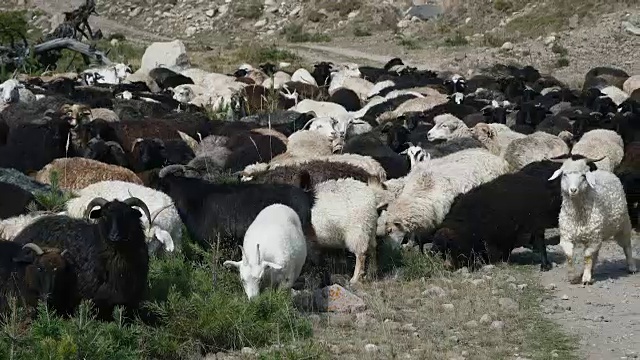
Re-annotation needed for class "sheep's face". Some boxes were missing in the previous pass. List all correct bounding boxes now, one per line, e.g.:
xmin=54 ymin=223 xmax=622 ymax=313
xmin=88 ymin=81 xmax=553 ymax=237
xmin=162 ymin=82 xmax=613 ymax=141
xmin=548 ymin=159 xmax=596 ymax=197
xmin=89 ymin=201 xmax=145 ymax=243
xmin=172 ymin=86 xmax=194 ymax=104
xmin=385 ymin=221 xmax=407 ymax=244
xmin=470 ymin=123 xmax=493 ymax=143
xmin=224 ymin=245 xmax=282 ymax=300
xmin=1 ymin=79 xmax=22 ymax=103
xmin=15 ymin=248 xmax=70 ymax=301
xmin=114 ymin=63 xmax=132 ymax=81
xmin=427 ymin=120 xmax=457 ymax=141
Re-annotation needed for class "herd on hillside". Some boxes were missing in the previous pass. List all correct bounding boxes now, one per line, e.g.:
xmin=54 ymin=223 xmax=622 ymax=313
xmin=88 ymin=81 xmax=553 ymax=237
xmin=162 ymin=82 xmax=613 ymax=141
xmin=0 ymin=54 xmax=639 ymax=320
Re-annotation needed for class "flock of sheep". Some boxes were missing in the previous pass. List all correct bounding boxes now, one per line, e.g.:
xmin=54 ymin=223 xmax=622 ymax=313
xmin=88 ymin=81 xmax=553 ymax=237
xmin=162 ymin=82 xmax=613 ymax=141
xmin=0 ymin=53 xmax=639 ymax=318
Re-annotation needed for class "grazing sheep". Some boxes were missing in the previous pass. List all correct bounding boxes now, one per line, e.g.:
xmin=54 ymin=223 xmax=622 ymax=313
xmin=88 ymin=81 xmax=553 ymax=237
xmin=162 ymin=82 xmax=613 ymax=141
xmin=65 ymin=180 xmax=183 ymax=254
xmin=381 ymin=148 xmax=510 ymax=245
xmin=224 ymin=204 xmax=307 ymax=299
xmin=312 ymin=178 xmax=379 ymax=283
xmin=431 ymin=161 xmax=562 ymax=271
xmin=571 ymin=129 xmax=624 ymax=171
xmin=0 ymin=242 xmax=74 ymax=315
xmin=35 ymin=158 xmax=143 ymax=190
xmin=13 ymin=197 xmax=152 ymax=318
xmin=270 ymin=130 xmax=336 ymax=163
xmin=549 ymin=156 xmax=637 ymax=284
xmin=329 ymin=88 xmax=362 ymax=111
xmin=503 ymin=131 xmax=570 ymax=171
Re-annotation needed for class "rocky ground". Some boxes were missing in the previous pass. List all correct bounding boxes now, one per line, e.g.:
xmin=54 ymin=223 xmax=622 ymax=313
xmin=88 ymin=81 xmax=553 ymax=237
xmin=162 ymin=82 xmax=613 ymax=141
xmin=2 ymin=0 xmax=640 ymax=358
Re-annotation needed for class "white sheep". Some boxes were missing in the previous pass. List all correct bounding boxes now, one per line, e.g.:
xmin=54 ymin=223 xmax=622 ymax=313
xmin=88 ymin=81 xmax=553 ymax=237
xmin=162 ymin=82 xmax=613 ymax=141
xmin=382 ymin=148 xmax=509 ymax=244
xmin=623 ymin=75 xmax=640 ymax=95
xmin=82 ymin=63 xmax=132 ymax=85
xmin=312 ymin=178 xmax=379 ymax=284
xmin=0 ymin=79 xmax=35 ymax=104
xmin=571 ymin=129 xmax=624 ymax=171
xmin=400 ymin=145 xmax=430 ymax=170
xmin=600 ymin=85 xmax=629 ymax=106
xmin=304 ymin=114 xmax=372 ymax=139
xmin=65 ymin=181 xmax=183 ymax=254
xmin=503 ymin=131 xmax=570 ymax=170
xmin=262 ymin=71 xmax=292 ymax=89
xmin=223 ymin=204 xmax=307 ymax=299
xmin=471 ymin=122 xmax=526 ymax=156
xmin=426 ymin=114 xmax=471 ymax=141
xmin=292 ymin=99 xmax=349 ymax=118
xmin=0 ymin=212 xmax=53 ymax=240
xmin=549 ymin=157 xmax=637 ymax=284
xmin=291 ymin=68 xmax=317 ymax=86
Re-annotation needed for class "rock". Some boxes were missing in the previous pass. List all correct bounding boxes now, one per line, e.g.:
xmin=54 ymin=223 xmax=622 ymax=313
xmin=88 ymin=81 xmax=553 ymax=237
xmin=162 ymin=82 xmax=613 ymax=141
xmin=623 ymin=21 xmax=640 ymax=36
xmin=569 ymin=14 xmax=579 ymax=29
xmin=110 ymin=39 xmax=120 ymax=46
xmin=130 ymin=7 xmax=142 ymax=17
xmin=406 ymin=4 xmax=444 ymax=20
xmin=505 ymin=275 xmax=516 ymax=282
xmin=348 ymin=10 xmax=359 ymax=19
xmin=479 ymin=314 xmax=492 ymax=324
xmin=185 ymin=26 xmax=198 ymax=37
xmin=545 ymin=283 xmax=557 ymax=290
xmin=141 ymin=40 xmax=191 ymax=72
xmin=517 ymin=284 xmax=528 ymax=291
xmin=465 ymin=17 xmax=471 ymax=24
xmin=464 ymin=320 xmax=478 ymax=329
xmin=397 ymin=19 xmax=411 ymax=29
xmin=490 ymin=320 xmax=504 ymax=330
xmin=561 ymin=294 xmax=569 ymax=300
xmin=217 ymin=4 xmax=229 ymax=15
xmin=289 ymin=6 xmax=302 ymax=17
xmin=544 ymin=35 xmax=556 ymax=45
xmin=422 ymin=286 xmax=447 ymax=298
xmin=254 ymin=19 xmax=268 ymax=28
xmin=313 ymin=284 xmax=366 ymax=313
xmin=364 ymin=344 xmax=379 ymax=353
xmin=241 ymin=347 xmax=255 ymax=355
xmin=498 ymin=297 xmax=518 ymax=311
xmin=402 ymin=323 xmax=417 ymax=332
xmin=442 ymin=303 xmax=455 ymax=311
xmin=206 ymin=9 xmax=216 ymax=17
xmin=481 ymin=264 xmax=495 ymax=271
xmin=501 ymin=42 xmax=514 ymax=51
xmin=471 ymin=279 xmax=485 ymax=286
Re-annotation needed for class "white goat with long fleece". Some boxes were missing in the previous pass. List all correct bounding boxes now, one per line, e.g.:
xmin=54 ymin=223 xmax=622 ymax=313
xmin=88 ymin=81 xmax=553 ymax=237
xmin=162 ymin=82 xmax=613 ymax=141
xmin=65 ymin=181 xmax=183 ymax=254
xmin=224 ymin=204 xmax=307 ymax=300
xmin=549 ymin=157 xmax=637 ymax=285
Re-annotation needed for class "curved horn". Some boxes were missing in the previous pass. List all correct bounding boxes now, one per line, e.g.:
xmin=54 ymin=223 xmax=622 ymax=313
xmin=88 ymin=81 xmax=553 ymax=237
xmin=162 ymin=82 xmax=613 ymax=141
xmin=22 ymin=243 xmax=44 ymax=256
xmin=130 ymin=138 xmax=144 ymax=152
xmin=83 ymin=197 xmax=109 ymax=218
xmin=124 ymin=197 xmax=152 ymax=228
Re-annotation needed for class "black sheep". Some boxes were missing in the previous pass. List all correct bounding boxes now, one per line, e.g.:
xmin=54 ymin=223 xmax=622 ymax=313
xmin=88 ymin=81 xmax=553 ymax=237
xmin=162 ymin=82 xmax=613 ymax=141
xmin=83 ymin=138 xmax=130 ymax=168
xmin=149 ymin=67 xmax=194 ymax=90
xmin=0 ymin=242 xmax=74 ymax=316
xmin=431 ymin=161 xmax=562 ymax=271
xmin=360 ymin=94 xmax=418 ymax=126
xmin=130 ymin=138 xmax=195 ymax=172
xmin=329 ymin=88 xmax=361 ymax=111
xmin=13 ymin=197 xmax=152 ymax=319
xmin=243 ymin=159 xmax=378 ymax=186
xmin=0 ymin=182 xmax=41 ymax=219
xmin=222 ymin=133 xmax=287 ymax=172
xmin=342 ymin=132 xmax=410 ymax=179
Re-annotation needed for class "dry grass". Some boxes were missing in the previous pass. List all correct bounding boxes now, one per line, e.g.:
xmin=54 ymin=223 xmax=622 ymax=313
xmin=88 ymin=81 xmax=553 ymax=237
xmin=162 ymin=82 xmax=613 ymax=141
xmin=190 ymin=42 xmax=305 ymax=74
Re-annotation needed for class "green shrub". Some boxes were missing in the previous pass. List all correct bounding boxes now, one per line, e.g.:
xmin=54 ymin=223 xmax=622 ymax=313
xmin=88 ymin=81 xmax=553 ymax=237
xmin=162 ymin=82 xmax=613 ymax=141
xmin=555 ymin=57 xmax=570 ymax=68
xmin=31 ymin=170 xmax=76 ymax=213
xmin=398 ymin=35 xmax=421 ymax=50
xmin=401 ymin=249 xmax=446 ymax=281
xmin=0 ymin=11 xmax=28 ymax=44
xmin=551 ymin=43 xmax=568 ymax=56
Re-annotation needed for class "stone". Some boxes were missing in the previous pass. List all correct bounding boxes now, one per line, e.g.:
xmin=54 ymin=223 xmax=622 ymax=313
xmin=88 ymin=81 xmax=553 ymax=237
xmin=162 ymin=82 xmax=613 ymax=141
xmin=110 ymin=39 xmax=120 ymax=46
xmin=355 ymin=313 xmax=376 ymax=328
xmin=364 ymin=344 xmax=379 ymax=353
xmin=217 ymin=5 xmax=229 ymax=16
xmin=498 ymin=297 xmax=518 ymax=311
xmin=241 ymin=347 xmax=255 ymax=354
xmin=465 ymin=17 xmax=471 ymax=24
xmin=464 ymin=320 xmax=478 ymax=329
xmin=623 ymin=21 xmax=640 ymax=36
xmin=206 ymin=9 xmax=216 ymax=17
xmin=490 ymin=320 xmax=504 ymax=330
xmin=254 ymin=19 xmax=268 ymax=28
xmin=348 ymin=10 xmax=359 ymax=19
xmin=290 ymin=6 xmax=302 ymax=16
xmin=471 ymin=279 xmax=485 ymax=286
xmin=505 ymin=275 xmax=516 ymax=282
xmin=561 ymin=294 xmax=569 ymax=300
xmin=130 ymin=7 xmax=142 ymax=17
xmin=544 ymin=35 xmax=556 ymax=45
xmin=501 ymin=42 xmax=514 ymax=51
xmin=185 ymin=26 xmax=198 ymax=37
xmin=569 ymin=14 xmax=579 ymax=29
xmin=422 ymin=286 xmax=447 ymax=298
xmin=442 ymin=303 xmax=455 ymax=311
xmin=313 ymin=284 xmax=366 ymax=313
xmin=545 ymin=283 xmax=557 ymax=290
xmin=141 ymin=40 xmax=191 ymax=72
xmin=517 ymin=284 xmax=528 ymax=291
xmin=479 ymin=314 xmax=492 ymax=324
xmin=397 ymin=19 xmax=411 ymax=29
xmin=406 ymin=4 xmax=444 ymax=20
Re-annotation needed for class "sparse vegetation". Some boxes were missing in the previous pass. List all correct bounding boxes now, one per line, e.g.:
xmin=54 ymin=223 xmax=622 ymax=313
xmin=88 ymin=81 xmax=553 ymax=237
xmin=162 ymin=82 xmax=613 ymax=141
xmin=282 ymin=24 xmax=331 ymax=43
xmin=195 ymin=44 xmax=303 ymax=74
xmin=556 ymin=57 xmax=570 ymax=68
xmin=31 ymin=170 xmax=76 ymax=213
xmin=353 ymin=26 xmax=372 ymax=37
xmin=444 ymin=32 xmax=470 ymax=47
xmin=397 ymin=35 xmax=421 ymax=50
xmin=551 ymin=43 xmax=568 ymax=56
xmin=493 ymin=0 xmax=514 ymax=12
xmin=233 ymin=0 xmax=264 ymax=20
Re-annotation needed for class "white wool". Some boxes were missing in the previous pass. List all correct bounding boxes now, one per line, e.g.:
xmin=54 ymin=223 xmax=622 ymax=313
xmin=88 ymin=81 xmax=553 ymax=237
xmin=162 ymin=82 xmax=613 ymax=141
xmin=0 ymin=213 xmax=51 ymax=240
xmin=1 ymin=79 xmax=25 ymax=104
xmin=223 ymin=204 xmax=307 ymax=299
xmin=571 ymin=129 xmax=624 ymax=171
xmin=293 ymin=99 xmax=349 ymax=118
xmin=503 ymin=131 xmax=569 ymax=170
xmin=330 ymin=77 xmax=374 ymax=102
xmin=262 ymin=71 xmax=292 ymax=89
xmin=65 ymin=181 xmax=183 ymax=254
xmin=427 ymin=114 xmax=470 ymax=141
xmin=550 ymin=158 xmax=636 ymax=284
xmin=367 ymin=80 xmax=395 ymax=98
xmin=291 ymin=68 xmax=317 ymax=86
xmin=600 ymin=86 xmax=629 ymax=106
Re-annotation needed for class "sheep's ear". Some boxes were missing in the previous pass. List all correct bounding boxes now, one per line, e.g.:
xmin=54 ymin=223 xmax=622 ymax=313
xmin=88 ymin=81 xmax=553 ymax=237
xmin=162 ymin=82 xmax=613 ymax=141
xmin=585 ymin=171 xmax=597 ymax=188
xmin=154 ymin=228 xmax=174 ymax=252
xmin=178 ymin=131 xmax=199 ymax=152
xmin=223 ymin=260 xmax=241 ymax=269
xmin=548 ymin=169 xmax=563 ymax=181
xmin=262 ymin=261 xmax=282 ymax=271
xmin=376 ymin=202 xmax=389 ymax=215
xmin=585 ymin=160 xmax=599 ymax=172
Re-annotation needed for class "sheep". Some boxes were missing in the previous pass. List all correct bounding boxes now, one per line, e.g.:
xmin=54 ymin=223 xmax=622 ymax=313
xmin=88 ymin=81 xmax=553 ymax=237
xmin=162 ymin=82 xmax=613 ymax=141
xmin=241 ymin=159 xmax=379 ymax=186
xmin=342 ymin=132 xmax=411 ymax=179
xmin=601 ymin=85 xmax=630 ymax=106
xmin=0 ymin=168 xmax=52 ymax=194
xmin=329 ymin=88 xmax=361 ymax=111
xmin=623 ymin=75 xmax=640 ymax=95
xmin=583 ymin=67 xmax=629 ymax=91
xmin=291 ymin=68 xmax=318 ymax=86
xmin=0 ymin=182 xmax=41 ymax=220
xmin=35 ymin=158 xmax=144 ymax=191
xmin=65 ymin=180 xmax=183 ymax=254
xmin=262 ymin=71 xmax=293 ymax=89
xmin=0 ymin=212 xmax=53 ymax=240
xmin=549 ymin=156 xmax=637 ymax=284
xmin=61 ymin=103 xmax=121 ymax=123
xmin=1 ymin=79 xmax=36 ymax=104
xmin=13 ymin=196 xmax=152 ymax=318
xmin=130 ymin=138 xmax=195 ymax=172
xmin=400 ymin=145 xmax=430 ymax=170
xmin=270 ymin=130 xmax=336 ymax=163
xmin=312 ymin=178 xmax=379 ymax=283
xmin=470 ymin=122 xmax=526 ymax=156
xmin=571 ymin=129 xmax=624 ymax=171
xmin=426 ymin=114 xmax=471 ymax=141
xmin=381 ymin=148 xmax=510 ymax=245
xmin=223 ymin=204 xmax=307 ymax=299
xmin=83 ymin=138 xmax=129 ymax=167
xmin=329 ymin=76 xmax=374 ymax=102
xmin=149 ymin=67 xmax=194 ymax=90
xmin=0 ymin=242 xmax=74 ymax=315
xmin=503 ymin=131 xmax=570 ymax=171
xmin=430 ymin=161 xmax=562 ymax=271
xmin=292 ymin=99 xmax=349 ymax=118
xmin=81 ymin=63 xmax=132 ymax=85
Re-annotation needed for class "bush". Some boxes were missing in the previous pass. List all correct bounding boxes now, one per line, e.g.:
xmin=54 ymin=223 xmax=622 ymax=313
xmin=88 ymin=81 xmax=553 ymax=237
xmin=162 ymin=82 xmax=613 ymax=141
xmin=555 ymin=57 xmax=570 ymax=68
xmin=397 ymin=35 xmax=421 ymax=50
xmin=353 ymin=26 xmax=372 ymax=37
xmin=282 ymin=24 xmax=331 ymax=43
xmin=31 ymin=170 xmax=76 ymax=213
xmin=0 ymin=11 xmax=28 ymax=44
xmin=234 ymin=0 xmax=264 ymax=19
xmin=551 ymin=43 xmax=568 ymax=56
xmin=444 ymin=32 xmax=469 ymax=46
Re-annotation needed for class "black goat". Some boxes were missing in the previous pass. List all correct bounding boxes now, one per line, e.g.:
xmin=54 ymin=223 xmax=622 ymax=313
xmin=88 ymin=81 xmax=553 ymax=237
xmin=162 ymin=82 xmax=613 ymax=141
xmin=149 ymin=67 xmax=194 ymax=90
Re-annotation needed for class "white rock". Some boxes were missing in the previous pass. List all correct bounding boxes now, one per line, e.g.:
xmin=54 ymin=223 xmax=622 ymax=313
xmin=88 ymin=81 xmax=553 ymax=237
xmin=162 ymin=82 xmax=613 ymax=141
xmin=254 ymin=19 xmax=268 ymax=27
xmin=490 ymin=320 xmax=504 ymax=330
xmin=471 ymin=279 xmax=485 ymax=286
xmin=348 ymin=10 xmax=359 ymax=19
xmin=498 ymin=297 xmax=518 ymax=311
xmin=561 ymin=294 xmax=569 ymax=300
xmin=205 ymin=9 xmax=216 ymax=17
xmin=185 ymin=26 xmax=198 ymax=37
xmin=364 ymin=344 xmax=379 ymax=353
xmin=517 ymin=284 xmax=528 ymax=291
xmin=241 ymin=347 xmax=255 ymax=354
xmin=290 ymin=6 xmax=302 ymax=16
xmin=130 ymin=7 xmax=142 ymax=17
xmin=218 ymin=4 xmax=229 ymax=15
xmin=397 ymin=19 xmax=411 ymax=29
xmin=501 ymin=42 xmax=514 ymax=50
xmin=479 ymin=314 xmax=492 ymax=324
xmin=141 ymin=40 xmax=191 ymax=72
xmin=422 ymin=286 xmax=447 ymax=298
xmin=465 ymin=17 xmax=471 ymax=24
xmin=110 ymin=39 xmax=120 ymax=46
xmin=442 ymin=303 xmax=455 ymax=311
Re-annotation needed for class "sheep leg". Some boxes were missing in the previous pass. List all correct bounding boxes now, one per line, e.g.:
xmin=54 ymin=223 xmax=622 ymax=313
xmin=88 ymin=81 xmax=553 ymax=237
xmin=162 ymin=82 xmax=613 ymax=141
xmin=366 ymin=241 xmax=378 ymax=280
xmin=614 ymin=227 xmax=637 ymax=273
xmin=581 ymin=243 xmax=601 ymax=285
xmin=350 ymin=253 xmax=366 ymax=284
xmin=533 ymin=230 xmax=552 ymax=272
xmin=559 ymin=239 xmax=580 ymax=284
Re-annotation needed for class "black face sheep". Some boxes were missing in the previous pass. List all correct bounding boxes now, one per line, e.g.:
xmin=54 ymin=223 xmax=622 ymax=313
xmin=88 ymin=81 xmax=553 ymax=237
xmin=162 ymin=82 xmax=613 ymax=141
xmin=0 ymin=242 xmax=74 ymax=316
xmin=83 ymin=137 xmax=129 ymax=167
xmin=12 ymin=197 xmax=152 ymax=319
xmin=342 ymin=132 xmax=411 ymax=179
xmin=130 ymin=138 xmax=195 ymax=172
xmin=430 ymin=161 xmax=562 ymax=271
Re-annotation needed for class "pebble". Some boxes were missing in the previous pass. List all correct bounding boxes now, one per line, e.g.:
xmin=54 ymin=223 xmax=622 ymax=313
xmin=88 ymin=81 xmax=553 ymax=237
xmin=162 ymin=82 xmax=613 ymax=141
xmin=490 ymin=320 xmax=505 ymax=330
xmin=254 ymin=19 xmax=267 ymax=27
xmin=241 ymin=347 xmax=255 ymax=354
xmin=544 ymin=35 xmax=556 ymax=45
xmin=442 ymin=303 xmax=455 ymax=311
xmin=561 ymin=294 xmax=569 ymax=300
xmin=501 ymin=42 xmax=514 ymax=51
xmin=545 ymin=283 xmax=557 ymax=290
xmin=364 ymin=344 xmax=379 ymax=353
xmin=461 ymin=350 xmax=469 ymax=357
xmin=517 ymin=284 xmax=528 ymax=291
xmin=479 ymin=314 xmax=492 ymax=324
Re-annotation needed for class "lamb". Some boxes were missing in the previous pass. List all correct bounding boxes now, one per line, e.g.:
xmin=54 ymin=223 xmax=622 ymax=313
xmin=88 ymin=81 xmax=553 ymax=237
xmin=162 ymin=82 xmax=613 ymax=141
xmin=570 ymin=129 xmax=624 ymax=171
xmin=65 ymin=180 xmax=183 ymax=254
xmin=381 ymin=148 xmax=510 ymax=244
xmin=431 ymin=161 xmax=562 ymax=271
xmin=13 ymin=197 xmax=152 ymax=319
xmin=224 ymin=204 xmax=307 ymax=300
xmin=549 ymin=156 xmax=637 ymax=284
xmin=503 ymin=131 xmax=570 ymax=171
xmin=312 ymin=178 xmax=379 ymax=283
xmin=35 ymin=158 xmax=144 ymax=191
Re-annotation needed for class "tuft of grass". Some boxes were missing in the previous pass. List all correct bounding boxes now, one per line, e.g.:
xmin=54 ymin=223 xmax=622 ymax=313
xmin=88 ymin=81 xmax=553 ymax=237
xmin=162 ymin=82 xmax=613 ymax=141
xmin=551 ymin=43 xmax=568 ymax=56
xmin=443 ymin=32 xmax=469 ymax=46
xmin=493 ymin=0 xmax=513 ymax=12
xmin=353 ymin=26 xmax=372 ymax=37
xmin=233 ymin=0 xmax=264 ymax=19
xmin=397 ymin=35 xmax=422 ymax=50
xmin=401 ymin=249 xmax=447 ymax=281
xmin=483 ymin=32 xmax=513 ymax=47
xmin=31 ymin=170 xmax=76 ymax=213
xmin=555 ymin=57 xmax=570 ymax=68
xmin=282 ymin=24 xmax=331 ymax=43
